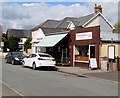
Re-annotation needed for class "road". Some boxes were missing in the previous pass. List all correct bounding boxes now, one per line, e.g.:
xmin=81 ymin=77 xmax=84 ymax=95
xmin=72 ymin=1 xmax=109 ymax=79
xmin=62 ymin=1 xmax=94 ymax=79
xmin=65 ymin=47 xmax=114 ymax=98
xmin=2 ymin=59 xmax=118 ymax=96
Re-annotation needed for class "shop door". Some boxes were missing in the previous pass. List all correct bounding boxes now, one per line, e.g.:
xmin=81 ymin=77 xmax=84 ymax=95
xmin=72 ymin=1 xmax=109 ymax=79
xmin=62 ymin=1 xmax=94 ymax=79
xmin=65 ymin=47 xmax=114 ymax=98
xmin=89 ymin=45 xmax=95 ymax=58
xmin=61 ymin=47 xmax=68 ymax=63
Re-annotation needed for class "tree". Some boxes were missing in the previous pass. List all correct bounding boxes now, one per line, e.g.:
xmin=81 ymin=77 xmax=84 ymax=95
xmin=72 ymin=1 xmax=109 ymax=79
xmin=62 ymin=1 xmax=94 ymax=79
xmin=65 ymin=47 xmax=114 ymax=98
xmin=8 ymin=36 xmax=20 ymax=51
xmin=24 ymin=38 xmax=32 ymax=53
xmin=2 ymin=33 xmax=8 ymax=52
xmin=114 ymin=21 xmax=120 ymax=29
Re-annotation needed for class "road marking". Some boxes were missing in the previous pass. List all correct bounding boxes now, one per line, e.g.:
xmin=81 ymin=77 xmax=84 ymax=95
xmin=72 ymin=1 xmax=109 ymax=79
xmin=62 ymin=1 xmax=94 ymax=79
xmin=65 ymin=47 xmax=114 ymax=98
xmin=1 ymin=81 xmax=24 ymax=96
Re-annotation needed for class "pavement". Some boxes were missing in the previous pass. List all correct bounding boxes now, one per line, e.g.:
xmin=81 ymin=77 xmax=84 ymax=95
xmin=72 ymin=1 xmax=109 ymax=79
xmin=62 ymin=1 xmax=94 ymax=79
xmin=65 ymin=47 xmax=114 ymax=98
xmin=56 ymin=66 xmax=119 ymax=83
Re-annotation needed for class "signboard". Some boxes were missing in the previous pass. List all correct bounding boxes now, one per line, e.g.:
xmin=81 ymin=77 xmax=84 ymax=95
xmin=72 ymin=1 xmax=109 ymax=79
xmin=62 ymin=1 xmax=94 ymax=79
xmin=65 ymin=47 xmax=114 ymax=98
xmin=76 ymin=32 xmax=92 ymax=40
xmin=108 ymin=45 xmax=115 ymax=59
xmin=89 ymin=58 xmax=97 ymax=68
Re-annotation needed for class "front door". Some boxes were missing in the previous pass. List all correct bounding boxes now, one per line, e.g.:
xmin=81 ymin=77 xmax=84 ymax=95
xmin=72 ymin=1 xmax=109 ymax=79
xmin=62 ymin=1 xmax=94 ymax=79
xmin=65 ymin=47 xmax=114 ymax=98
xmin=89 ymin=45 xmax=95 ymax=59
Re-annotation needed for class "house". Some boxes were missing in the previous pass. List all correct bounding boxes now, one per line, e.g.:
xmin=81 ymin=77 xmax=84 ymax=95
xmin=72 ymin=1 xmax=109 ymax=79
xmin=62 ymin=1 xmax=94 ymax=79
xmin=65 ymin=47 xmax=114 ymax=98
xmin=31 ymin=4 xmax=120 ymax=70
xmin=31 ymin=19 xmax=64 ymax=53
xmin=6 ymin=29 xmax=31 ymax=51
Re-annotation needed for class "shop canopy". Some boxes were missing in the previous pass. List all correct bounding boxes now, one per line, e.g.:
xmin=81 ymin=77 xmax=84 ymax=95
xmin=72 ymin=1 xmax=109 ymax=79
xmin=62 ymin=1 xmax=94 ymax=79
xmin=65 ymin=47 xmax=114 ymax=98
xmin=34 ymin=33 xmax=68 ymax=47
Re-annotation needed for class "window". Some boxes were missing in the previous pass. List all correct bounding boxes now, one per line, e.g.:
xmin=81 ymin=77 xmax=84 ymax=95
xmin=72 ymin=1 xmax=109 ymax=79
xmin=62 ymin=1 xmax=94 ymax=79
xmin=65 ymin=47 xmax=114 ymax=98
xmin=38 ymin=54 xmax=52 ymax=57
xmin=18 ymin=45 xmax=23 ymax=49
xmin=32 ymin=54 xmax=37 ymax=58
xmin=75 ymin=45 xmax=89 ymax=62
xmin=20 ymin=39 xmax=23 ymax=42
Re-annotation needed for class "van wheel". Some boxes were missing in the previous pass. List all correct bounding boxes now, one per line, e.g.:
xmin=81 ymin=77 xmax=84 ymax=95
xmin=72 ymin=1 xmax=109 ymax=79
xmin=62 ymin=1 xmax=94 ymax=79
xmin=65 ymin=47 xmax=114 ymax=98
xmin=32 ymin=63 xmax=36 ymax=70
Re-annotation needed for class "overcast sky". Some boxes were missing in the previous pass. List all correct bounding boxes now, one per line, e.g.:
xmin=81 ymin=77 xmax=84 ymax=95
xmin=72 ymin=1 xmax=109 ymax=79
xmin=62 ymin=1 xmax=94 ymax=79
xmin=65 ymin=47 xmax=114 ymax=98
xmin=1 ymin=1 xmax=119 ymax=32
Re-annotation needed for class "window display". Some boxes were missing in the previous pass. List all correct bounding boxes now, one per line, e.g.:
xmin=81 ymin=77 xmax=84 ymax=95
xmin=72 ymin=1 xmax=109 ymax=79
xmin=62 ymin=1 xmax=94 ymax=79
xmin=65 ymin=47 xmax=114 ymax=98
xmin=75 ymin=45 xmax=89 ymax=62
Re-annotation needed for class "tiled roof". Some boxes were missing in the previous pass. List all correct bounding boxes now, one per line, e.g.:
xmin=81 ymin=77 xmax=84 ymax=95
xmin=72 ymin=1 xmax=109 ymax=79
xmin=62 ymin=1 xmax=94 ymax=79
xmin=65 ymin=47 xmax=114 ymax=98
xmin=41 ymin=27 xmax=63 ymax=35
xmin=31 ymin=20 xmax=60 ymax=31
xmin=31 ymin=13 xmax=95 ymax=31
xmin=41 ymin=20 xmax=60 ymax=28
xmin=56 ymin=17 xmax=78 ymax=29
xmin=77 ymin=13 xmax=95 ymax=26
xmin=57 ymin=13 xmax=95 ymax=28
xmin=100 ymin=31 xmax=120 ymax=41
xmin=7 ymin=29 xmax=31 ymax=38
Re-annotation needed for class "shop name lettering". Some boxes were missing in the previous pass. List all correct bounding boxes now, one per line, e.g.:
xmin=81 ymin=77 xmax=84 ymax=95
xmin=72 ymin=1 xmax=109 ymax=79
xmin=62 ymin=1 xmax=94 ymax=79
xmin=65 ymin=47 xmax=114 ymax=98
xmin=76 ymin=32 xmax=92 ymax=40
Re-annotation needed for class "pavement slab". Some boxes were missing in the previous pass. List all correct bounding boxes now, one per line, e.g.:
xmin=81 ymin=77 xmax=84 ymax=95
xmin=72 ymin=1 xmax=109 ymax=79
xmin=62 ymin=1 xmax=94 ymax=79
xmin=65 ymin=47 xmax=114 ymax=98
xmin=56 ymin=66 xmax=119 ymax=83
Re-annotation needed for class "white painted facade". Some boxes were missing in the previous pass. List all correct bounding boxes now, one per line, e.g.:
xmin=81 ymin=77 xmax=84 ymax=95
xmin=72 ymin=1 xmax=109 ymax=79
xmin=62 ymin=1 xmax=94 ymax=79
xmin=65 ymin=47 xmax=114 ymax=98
xmin=32 ymin=28 xmax=45 ymax=53
xmin=19 ymin=38 xmax=27 ymax=51
xmin=67 ymin=22 xmax=75 ymax=30
xmin=19 ymin=38 xmax=27 ymax=45
xmin=85 ymin=16 xmax=100 ymax=28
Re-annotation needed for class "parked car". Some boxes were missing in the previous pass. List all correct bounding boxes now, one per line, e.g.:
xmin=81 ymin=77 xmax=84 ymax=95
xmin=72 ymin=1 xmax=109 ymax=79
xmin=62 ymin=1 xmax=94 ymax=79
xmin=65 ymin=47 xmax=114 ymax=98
xmin=5 ymin=52 xmax=26 ymax=65
xmin=22 ymin=53 xmax=56 ymax=70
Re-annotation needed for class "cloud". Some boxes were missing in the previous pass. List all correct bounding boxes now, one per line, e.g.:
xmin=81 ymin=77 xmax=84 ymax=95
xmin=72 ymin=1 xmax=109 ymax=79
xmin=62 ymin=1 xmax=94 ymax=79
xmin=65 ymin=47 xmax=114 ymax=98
xmin=2 ymin=2 xmax=118 ymax=32
xmin=22 ymin=3 xmax=35 ymax=7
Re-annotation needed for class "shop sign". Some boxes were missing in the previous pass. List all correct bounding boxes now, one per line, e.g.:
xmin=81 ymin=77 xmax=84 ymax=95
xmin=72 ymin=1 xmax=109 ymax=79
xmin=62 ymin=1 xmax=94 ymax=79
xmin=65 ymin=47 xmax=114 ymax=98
xmin=76 ymin=32 xmax=92 ymax=40
xmin=89 ymin=58 xmax=97 ymax=68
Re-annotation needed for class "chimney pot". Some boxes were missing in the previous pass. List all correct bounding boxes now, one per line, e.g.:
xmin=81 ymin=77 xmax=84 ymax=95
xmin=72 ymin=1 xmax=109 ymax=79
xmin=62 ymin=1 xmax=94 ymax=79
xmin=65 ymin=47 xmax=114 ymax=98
xmin=94 ymin=4 xmax=102 ymax=14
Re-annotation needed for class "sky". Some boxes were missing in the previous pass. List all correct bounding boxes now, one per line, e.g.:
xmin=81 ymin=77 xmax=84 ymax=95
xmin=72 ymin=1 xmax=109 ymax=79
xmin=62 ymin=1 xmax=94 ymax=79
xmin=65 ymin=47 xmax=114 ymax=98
xmin=0 ymin=1 xmax=119 ymax=32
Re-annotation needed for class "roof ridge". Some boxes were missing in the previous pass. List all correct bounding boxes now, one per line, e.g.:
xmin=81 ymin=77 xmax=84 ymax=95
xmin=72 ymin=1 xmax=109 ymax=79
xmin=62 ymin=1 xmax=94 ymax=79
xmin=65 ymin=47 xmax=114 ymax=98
xmin=46 ymin=19 xmax=60 ymax=22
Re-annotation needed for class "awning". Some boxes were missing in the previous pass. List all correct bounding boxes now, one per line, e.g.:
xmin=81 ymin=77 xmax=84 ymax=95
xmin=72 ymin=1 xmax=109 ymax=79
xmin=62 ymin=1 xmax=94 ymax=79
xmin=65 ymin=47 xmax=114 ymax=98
xmin=34 ymin=33 xmax=68 ymax=47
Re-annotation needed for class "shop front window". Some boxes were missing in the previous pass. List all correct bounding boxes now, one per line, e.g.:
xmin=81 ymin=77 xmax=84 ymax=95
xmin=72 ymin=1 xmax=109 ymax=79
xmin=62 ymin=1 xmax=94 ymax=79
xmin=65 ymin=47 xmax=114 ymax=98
xmin=75 ymin=45 xmax=89 ymax=62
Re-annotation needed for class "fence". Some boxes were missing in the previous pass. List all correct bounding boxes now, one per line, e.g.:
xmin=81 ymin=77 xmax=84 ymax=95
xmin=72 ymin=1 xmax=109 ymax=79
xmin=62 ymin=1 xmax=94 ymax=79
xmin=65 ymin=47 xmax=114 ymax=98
xmin=117 ymin=57 xmax=120 ymax=70
xmin=100 ymin=56 xmax=120 ymax=71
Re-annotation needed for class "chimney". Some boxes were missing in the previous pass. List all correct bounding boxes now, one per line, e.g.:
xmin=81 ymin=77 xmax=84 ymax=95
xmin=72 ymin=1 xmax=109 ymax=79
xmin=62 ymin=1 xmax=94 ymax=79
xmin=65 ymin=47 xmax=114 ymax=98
xmin=94 ymin=4 xmax=102 ymax=14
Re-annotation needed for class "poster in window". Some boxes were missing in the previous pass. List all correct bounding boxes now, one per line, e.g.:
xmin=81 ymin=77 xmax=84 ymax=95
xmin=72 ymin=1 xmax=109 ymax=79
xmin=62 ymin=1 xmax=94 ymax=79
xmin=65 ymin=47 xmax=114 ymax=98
xmin=108 ymin=45 xmax=115 ymax=59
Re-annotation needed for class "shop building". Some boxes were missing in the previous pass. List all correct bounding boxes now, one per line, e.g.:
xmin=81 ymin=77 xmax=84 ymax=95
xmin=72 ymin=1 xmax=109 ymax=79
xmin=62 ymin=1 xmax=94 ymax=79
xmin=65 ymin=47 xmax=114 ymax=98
xmin=70 ymin=26 xmax=100 ymax=68
xmin=31 ymin=4 xmax=120 ymax=69
xmin=69 ymin=26 xmax=120 ymax=69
